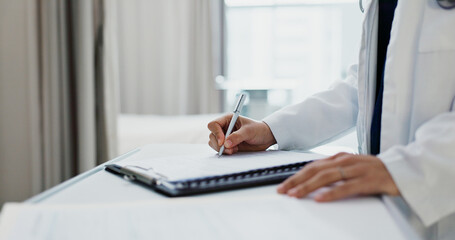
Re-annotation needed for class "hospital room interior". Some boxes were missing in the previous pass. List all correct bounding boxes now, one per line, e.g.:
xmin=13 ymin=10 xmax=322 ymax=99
xmin=1 ymin=0 xmax=454 ymax=239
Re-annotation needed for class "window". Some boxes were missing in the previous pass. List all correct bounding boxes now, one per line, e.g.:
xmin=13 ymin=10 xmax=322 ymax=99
xmin=220 ymin=0 xmax=363 ymax=119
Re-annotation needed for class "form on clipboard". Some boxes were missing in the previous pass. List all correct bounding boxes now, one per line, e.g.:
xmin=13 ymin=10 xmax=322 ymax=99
xmin=105 ymin=150 xmax=325 ymax=197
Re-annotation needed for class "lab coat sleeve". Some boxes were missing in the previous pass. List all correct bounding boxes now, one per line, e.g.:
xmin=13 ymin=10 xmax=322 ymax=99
xmin=379 ymin=111 xmax=455 ymax=226
xmin=263 ymin=64 xmax=359 ymax=150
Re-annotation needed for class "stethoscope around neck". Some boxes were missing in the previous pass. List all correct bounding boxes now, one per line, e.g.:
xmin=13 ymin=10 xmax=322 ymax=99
xmin=358 ymin=0 xmax=455 ymax=13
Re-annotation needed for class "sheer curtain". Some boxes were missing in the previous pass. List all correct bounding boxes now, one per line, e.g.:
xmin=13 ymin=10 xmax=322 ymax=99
xmin=112 ymin=0 xmax=222 ymax=115
xmin=0 ymin=0 xmax=117 ymax=204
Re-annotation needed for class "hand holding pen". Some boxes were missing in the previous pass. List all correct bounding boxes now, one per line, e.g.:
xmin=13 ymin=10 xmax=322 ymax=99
xmin=207 ymin=93 xmax=277 ymax=156
xmin=218 ymin=93 xmax=247 ymax=157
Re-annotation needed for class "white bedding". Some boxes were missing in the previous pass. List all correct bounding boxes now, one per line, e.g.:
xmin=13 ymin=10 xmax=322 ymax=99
xmin=117 ymin=114 xmax=220 ymax=154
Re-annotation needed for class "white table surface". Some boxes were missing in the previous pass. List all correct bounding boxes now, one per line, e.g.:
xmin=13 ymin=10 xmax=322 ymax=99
xmin=24 ymin=144 xmax=424 ymax=240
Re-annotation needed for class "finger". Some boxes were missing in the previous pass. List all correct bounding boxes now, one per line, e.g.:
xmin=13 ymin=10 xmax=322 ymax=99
xmin=320 ymin=152 xmax=350 ymax=161
xmin=277 ymin=154 xmax=359 ymax=194
xmin=208 ymin=133 xmax=220 ymax=151
xmin=207 ymin=115 xmax=232 ymax=146
xmin=314 ymin=178 xmax=365 ymax=202
xmin=287 ymin=163 xmax=366 ymax=198
xmin=208 ymin=140 xmax=214 ymax=151
xmin=334 ymin=154 xmax=359 ymax=166
xmin=286 ymin=168 xmax=345 ymax=198
xmin=225 ymin=126 xmax=251 ymax=149
xmin=277 ymin=162 xmax=323 ymax=194
xmin=208 ymin=134 xmax=220 ymax=151
xmin=207 ymin=122 xmax=224 ymax=146
xmin=277 ymin=160 xmax=335 ymax=194
xmin=223 ymin=146 xmax=239 ymax=155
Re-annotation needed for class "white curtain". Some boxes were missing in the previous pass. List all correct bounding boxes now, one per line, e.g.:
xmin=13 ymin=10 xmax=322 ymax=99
xmin=0 ymin=0 xmax=117 ymax=204
xmin=113 ymin=0 xmax=222 ymax=115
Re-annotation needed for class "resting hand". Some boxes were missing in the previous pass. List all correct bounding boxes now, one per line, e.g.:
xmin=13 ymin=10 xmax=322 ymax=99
xmin=277 ymin=152 xmax=400 ymax=201
xmin=207 ymin=114 xmax=276 ymax=155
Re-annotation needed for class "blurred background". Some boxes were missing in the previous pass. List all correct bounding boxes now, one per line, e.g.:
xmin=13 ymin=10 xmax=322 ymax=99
xmin=0 ymin=0 xmax=361 ymax=206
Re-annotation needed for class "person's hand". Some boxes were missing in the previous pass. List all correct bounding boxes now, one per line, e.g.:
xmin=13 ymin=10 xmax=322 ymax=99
xmin=207 ymin=114 xmax=277 ymax=155
xmin=277 ymin=152 xmax=400 ymax=201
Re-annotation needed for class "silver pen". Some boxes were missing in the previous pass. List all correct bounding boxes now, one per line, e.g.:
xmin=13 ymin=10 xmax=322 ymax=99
xmin=218 ymin=93 xmax=247 ymax=157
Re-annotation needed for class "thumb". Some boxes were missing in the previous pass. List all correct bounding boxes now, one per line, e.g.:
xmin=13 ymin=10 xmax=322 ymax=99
xmin=225 ymin=127 xmax=250 ymax=148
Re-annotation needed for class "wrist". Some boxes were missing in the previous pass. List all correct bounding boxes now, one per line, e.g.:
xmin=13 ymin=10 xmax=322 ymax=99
xmin=261 ymin=121 xmax=277 ymax=147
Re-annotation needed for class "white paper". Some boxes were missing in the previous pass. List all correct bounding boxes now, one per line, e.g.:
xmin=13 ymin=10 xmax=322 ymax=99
xmin=115 ymin=150 xmax=325 ymax=181
xmin=0 ymin=195 xmax=407 ymax=240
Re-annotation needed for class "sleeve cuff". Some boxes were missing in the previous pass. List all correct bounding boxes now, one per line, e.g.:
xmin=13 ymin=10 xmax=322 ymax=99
xmin=263 ymin=113 xmax=296 ymax=150
xmin=379 ymin=149 xmax=455 ymax=226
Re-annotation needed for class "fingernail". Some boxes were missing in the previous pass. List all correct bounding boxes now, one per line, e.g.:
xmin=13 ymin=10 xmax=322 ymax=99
xmin=277 ymin=184 xmax=285 ymax=193
xmin=225 ymin=140 xmax=232 ymax=148
xmin=315 ymin=194 xmax=325 ymax=201
xmin=288 ymin=188 xmax=298 ymax=196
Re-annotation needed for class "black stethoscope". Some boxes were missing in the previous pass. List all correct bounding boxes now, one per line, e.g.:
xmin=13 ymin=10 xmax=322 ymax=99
xmin=359 ymin=0 xmax=455 ymax=13
xmin=437 ymin=0 xmax=455 ymax=9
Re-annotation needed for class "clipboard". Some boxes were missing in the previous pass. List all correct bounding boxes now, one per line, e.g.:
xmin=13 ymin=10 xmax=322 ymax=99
xmin=105 ymin=160 xmax=314 ymax=197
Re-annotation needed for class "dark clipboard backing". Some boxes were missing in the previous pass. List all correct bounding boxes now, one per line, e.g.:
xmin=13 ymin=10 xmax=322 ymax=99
xmin=105 ymin=160 xmax=314 ymax=197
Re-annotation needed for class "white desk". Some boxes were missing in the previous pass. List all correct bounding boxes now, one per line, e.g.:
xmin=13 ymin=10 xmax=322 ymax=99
xmin=23 ymin=144 xmax=428 ymax=240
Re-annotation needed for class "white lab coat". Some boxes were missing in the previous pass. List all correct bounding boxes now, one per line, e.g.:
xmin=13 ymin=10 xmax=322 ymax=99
xmin=263 ymin=0 xmax=455 ymax=229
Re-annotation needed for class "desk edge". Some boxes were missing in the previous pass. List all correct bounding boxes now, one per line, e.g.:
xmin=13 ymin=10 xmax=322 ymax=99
xmin=25 ymin=148 xmax=141 ymax=204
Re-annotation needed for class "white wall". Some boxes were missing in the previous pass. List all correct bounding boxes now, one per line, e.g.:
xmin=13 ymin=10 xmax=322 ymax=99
xmin=0 ymin=0 xmax=41 ymax=205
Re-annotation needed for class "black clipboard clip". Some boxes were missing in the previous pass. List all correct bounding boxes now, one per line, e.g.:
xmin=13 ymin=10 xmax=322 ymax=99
xmin=106 ymin=164 xmax=167 ymax=186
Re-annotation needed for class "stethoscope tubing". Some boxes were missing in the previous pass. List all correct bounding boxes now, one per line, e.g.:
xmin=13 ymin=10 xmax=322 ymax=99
xmin=358 ymin=0 xmax=455 ymax=12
